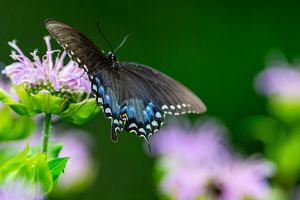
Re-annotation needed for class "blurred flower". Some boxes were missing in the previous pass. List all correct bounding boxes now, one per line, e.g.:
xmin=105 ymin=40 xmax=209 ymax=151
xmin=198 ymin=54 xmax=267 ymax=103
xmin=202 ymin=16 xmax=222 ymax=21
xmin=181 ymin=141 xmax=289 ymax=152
xmin=254 ymin=50 xmax=300 ymax=124
xmin=150 ymin=118 xmax=273 ymax=200
xmin=254 ymin=66 xmax=300 ymax=100
xmin=49 ymin=130 xmax=97 ymax=194
xmin=0 ymin=178 xmax=43 ymax=200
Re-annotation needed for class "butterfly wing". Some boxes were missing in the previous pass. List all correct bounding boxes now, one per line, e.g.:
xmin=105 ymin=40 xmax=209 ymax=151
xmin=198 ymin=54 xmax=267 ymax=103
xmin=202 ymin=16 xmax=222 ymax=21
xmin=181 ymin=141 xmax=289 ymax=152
xmin=89 ymin=62 xmax=206 ymax=141
xmin=45 ymin=19 xmax=109 ymax=76
xmin=45 ymin=19 xmax=207 ymax=142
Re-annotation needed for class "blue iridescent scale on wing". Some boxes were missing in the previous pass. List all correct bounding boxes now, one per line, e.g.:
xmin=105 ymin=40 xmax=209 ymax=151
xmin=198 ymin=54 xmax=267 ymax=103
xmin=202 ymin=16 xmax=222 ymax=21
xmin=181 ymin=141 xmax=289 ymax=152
xmin=90 ymin=74 xmax=165 ymax=141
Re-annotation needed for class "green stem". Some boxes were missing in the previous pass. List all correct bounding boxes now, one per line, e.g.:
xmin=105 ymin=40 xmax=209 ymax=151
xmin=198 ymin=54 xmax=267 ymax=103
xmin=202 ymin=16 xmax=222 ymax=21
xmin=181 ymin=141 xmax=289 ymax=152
xmin=42 ymin=113 xmax=52 ymax=156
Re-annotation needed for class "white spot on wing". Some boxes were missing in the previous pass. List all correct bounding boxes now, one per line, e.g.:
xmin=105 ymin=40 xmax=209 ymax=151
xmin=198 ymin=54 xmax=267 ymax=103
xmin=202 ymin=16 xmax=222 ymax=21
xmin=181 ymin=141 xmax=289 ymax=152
xmin=177 ymin=105 xmax=182 ymax=109
xmin=105 ymin=108 xmax=111 ymax=114
xmin=92 ymin=84 xmax=97 ymax=91
xmin=182 ymin=103 xmax=187 ymax=107
xmin=113 ymin=119 xmax=119 ymax=124
xmin=129 ymin=123 xmax=137 ymax=129
xmin=151 ymin=121 xmax=158 ymax=127
xmin=162 ymin=105 xmax=168 ymax=110
xmin=83 ymin=65 xmax=88 ymax=72
xmin=97 ymin=97 xmax=103 ymax=104
xmin=139 ymin=128 xmax=146 ymax=134
xmin=170 ymin=105 xmax=175 ymax=110
xmin=155 ymin=112 xmax=162 ymax=118
xmin=146 ymin=124 xmax=151 ymax=130
xmin=77 ymin=58 xmax=81 ymax=63
xmin=71 ymin=50 xmax=74 ymax=55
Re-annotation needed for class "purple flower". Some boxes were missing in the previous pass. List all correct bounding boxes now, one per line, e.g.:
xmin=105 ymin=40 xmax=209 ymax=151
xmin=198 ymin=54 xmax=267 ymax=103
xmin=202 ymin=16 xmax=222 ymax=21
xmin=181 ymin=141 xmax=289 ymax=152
xmin=151 ymin=118 xmax=273 ymax=200
xmin=2 ymin=36 xmax=90 ymax=101
xmin=0 ymin=179 xmax=43 ymax=200
xmin=254 ymin=50 xmax=300 ymax=100
xmin=254 ymin=66 xmax=300 ymax=99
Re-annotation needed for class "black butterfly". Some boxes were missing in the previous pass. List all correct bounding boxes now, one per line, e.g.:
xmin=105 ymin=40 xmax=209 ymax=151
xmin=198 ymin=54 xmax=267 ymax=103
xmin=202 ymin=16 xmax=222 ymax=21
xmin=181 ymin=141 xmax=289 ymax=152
xmin=45 ymin=19 xmax=207 ymax=142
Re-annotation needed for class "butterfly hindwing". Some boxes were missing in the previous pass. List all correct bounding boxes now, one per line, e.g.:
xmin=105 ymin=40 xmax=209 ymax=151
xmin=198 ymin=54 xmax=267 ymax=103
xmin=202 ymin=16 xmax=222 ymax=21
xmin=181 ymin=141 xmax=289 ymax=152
xmin=45 ymin=19 xmax=109 ymax=76
xmin=118 ymin=62 xmax=207 ymax=115
xmin=88 ymin=61 xmax=206 ymax=141
xmin=90 ymin=75 xmax=123 ymax=141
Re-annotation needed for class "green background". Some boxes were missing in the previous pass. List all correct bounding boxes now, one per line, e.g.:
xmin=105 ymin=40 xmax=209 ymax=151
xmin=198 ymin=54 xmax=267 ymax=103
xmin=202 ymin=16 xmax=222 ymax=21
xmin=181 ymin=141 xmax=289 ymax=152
xmin=1 ymin=0 xmax=300 ymax=199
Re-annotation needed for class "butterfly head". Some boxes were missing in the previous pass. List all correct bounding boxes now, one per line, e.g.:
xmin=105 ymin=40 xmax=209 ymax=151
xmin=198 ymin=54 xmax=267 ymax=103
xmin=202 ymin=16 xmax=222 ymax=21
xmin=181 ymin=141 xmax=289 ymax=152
xmin=108 ymin=51 xmax=119 ymax=71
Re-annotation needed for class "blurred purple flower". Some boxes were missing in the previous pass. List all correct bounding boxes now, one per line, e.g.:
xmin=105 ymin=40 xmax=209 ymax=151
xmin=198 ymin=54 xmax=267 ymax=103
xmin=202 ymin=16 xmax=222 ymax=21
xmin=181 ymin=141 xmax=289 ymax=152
xmin=50 ymin=130 xmax=97 ymax=192
xmin=0 ymin=178 xmax=43 ymax=200
xmin=151 ymin=118 xmax=273 ymax=200
xmin=254 ymin=66 xmax=300 ymax=99
xmin=151 ymin=119 xmax=229 ymax=167
xmin=2 ymin=36 xmax=90 ymax=99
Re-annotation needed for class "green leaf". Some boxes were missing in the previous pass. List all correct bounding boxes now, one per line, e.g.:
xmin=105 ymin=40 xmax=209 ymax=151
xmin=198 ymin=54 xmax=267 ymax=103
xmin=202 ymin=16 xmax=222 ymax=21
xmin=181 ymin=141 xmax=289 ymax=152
xmin=59 ymin=98 xmax=101 ymax=125
xmin=1 ymin=85 xmax=99 ymax=125
xmin=48 ymin=157 xmax=70 ymax=189
xmin=6 ymin=115 xmax=35 ymax=140
xmin=28 ymin=141 xmax=63 ymax=161
xmin=0 ymin=106 xmax=14 ymax=139
xmin=0 ymin=86 xmax=27 ymax=115
xmin=237 ymin=115 xmax=286 ymax=144
xmin=17 ymin=84 xmax=63 ymax=115
xmin=269 ymin=125 xmax=300 ymax=188
xmin=0 ymin=106 xmax=35 ymax=141
xmin=267 ymin=96 xmax=300 ymax=126
xmin=0 ymin=143 xmax=53 ymax=194
xmin=0 ymin=142 xmax=30 ymax=170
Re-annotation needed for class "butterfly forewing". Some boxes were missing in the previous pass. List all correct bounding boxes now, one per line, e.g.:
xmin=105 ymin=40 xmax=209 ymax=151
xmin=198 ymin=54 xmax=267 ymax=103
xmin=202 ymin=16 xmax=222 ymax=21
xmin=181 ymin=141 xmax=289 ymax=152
xmin=45 ymin=19 xmax=109 ymax=76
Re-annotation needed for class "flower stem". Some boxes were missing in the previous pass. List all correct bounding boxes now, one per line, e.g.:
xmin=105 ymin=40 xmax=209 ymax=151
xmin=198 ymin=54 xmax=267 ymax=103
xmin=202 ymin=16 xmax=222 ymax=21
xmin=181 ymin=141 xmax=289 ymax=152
xmin=42 ymin=113 xmax=52 ymax=156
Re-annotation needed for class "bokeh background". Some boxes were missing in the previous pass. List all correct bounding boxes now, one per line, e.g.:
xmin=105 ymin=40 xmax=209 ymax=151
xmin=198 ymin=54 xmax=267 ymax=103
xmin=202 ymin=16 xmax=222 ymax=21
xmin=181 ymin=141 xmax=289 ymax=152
xmin=1 ymin=0 xmax=300 ymax=199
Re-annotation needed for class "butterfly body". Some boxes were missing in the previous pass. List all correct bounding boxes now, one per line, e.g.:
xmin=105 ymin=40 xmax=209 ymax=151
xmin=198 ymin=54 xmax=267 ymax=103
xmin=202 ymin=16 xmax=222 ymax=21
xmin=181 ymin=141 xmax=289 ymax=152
xmin=45 ymin=19 xmax=206 ymax=142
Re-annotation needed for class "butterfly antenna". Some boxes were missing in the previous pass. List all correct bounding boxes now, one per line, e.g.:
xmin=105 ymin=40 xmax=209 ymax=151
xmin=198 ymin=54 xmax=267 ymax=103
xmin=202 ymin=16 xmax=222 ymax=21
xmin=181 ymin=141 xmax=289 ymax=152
xmin=114 ymin=33 xmax=131 ymax=52
xmin=97 ymin=22 xmax=114 ymax=52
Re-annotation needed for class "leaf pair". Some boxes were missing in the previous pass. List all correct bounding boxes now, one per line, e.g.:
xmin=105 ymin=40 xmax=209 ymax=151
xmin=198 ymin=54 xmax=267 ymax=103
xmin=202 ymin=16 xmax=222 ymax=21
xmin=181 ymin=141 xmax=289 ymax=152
xmin=0 ymin=84 xmax=101 ymax=124
xmin=0 ymin=143 xmax=69 ymax=197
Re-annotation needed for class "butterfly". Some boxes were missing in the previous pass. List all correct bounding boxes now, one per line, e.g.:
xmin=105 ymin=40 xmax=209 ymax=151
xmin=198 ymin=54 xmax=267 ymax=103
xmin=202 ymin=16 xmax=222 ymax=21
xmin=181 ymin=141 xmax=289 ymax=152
xmin=45 ymin=19 xmax=207 ymax=142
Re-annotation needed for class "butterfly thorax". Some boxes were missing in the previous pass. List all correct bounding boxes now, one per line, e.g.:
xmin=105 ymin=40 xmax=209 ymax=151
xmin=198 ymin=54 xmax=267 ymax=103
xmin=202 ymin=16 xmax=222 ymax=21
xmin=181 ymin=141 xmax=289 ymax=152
xmin=107 ymin=51 xmax=119 ymax=72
